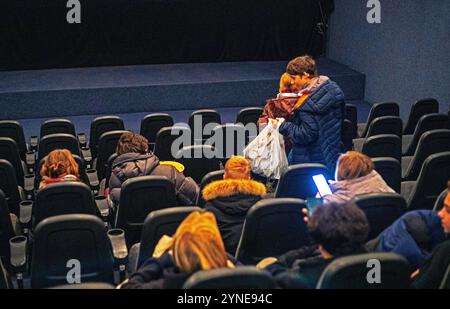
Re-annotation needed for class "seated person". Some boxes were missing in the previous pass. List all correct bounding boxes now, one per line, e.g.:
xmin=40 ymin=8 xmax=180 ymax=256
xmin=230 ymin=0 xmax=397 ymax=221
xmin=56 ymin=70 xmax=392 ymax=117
xmin=203 ymin=156 xmax=266 ymax=254
xmin=260 ymin=201 xmax=369 ymax=289
xmin=370 ymin=183 xmax=450 ymax=285
xmin=39 ymin=149 xmax=80 ymax=189
xmin=119 ymin=211 xmax=236 ymax=289
xmin=323 ymin=151 xmax=395 ymax=204
xmin=109 ymin=132 xmax=199 ymax=205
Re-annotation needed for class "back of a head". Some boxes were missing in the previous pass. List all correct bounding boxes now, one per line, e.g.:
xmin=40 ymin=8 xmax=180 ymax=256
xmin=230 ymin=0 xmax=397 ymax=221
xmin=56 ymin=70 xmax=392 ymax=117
xmin=40 ymin=149 xmax=79 ymax=179
xmin=308 ymin=202 xmax=369 ymax=256
xmin=336 ymin=151 xmax=374 ymax=181
xmin=171 ymin=211 xmax=228 ymax=273
xmin=116 ymin=132 xmax=149 ymax=156
xmin=223 ymin=156 xmax=251 ymax=180
xmin=286 ymin=55 xmax=318 ymax=77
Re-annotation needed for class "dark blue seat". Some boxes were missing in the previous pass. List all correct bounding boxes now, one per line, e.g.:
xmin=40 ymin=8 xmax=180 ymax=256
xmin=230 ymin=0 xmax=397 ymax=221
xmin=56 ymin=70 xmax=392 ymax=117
xmin=235 ymin=198 xmax=310 ymax=265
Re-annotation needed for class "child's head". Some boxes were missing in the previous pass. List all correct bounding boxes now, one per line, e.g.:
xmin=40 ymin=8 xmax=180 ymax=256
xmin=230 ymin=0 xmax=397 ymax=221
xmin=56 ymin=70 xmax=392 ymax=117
xmin=40 ymin=149 xmax=79 ymax=179
xmin=279 ymin=73 xmax=302 ymax=93
xmin=223 ymin=156 xmax=251 ymax=180
xmin=171 ymin=211 xmax=228 ymax=273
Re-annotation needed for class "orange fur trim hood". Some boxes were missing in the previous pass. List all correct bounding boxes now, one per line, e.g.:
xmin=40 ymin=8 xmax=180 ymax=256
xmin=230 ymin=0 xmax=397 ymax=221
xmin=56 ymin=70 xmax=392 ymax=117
xmin=202 ymin=179 xmax=266 ymax=201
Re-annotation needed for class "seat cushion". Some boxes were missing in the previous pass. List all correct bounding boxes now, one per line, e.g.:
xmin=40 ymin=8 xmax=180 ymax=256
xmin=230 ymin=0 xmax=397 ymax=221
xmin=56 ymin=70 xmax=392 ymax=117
xmin=357 ymin=123 xmax=366 ymax=138
xmin=402 ymin=134 xmax=413 ymax=154
xmin=353 ymin=138 xmax=365 ymax=152
xmin=401 ymin=156 xmax=413 ymax=179
xmin=401 ymin=181 xmax=416 ymax=205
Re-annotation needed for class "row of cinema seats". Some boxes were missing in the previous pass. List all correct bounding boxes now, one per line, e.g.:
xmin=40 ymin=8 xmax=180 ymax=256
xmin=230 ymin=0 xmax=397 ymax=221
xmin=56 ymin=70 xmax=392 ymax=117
xmin=1 ymin=156 xmax=449 ymax=288
xmin=342 ymin=100 xmax=450 ymax=208
xmin=1 ymin=189 xmax=449 ymax=289
xmin=1 ymin=102 xmax=449 ymax=288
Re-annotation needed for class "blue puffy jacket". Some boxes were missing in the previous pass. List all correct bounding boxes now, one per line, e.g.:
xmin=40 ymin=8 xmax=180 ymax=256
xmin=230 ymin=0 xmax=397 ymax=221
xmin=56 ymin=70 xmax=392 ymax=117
xmin=376 ymin=210 xmax=446 ymax=269
xmin=278 ymin=80 xmax=345 ymax=172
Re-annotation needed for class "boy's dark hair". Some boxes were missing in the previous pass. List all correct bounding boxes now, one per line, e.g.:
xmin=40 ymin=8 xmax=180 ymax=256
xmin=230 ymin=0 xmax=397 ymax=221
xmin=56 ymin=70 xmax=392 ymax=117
xmin=308 ymin=201 xmax=369 ymax=256
xmin=286 ymin=55 xmax=318 ymax=77
xmin=116 ymin=132 xmax=149 ymax=156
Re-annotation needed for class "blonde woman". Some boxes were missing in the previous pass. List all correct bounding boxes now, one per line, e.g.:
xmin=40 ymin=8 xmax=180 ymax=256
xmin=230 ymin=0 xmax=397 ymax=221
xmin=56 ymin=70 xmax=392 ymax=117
xmin=120 ymin=211 xmax=236 ymax=289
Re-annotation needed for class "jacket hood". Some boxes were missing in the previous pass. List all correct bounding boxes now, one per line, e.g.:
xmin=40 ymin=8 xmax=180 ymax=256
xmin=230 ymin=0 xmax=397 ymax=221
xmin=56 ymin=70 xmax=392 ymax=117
xmin=299 ymin=79 xmax=345 ymax=115
xmin=331 ymin=170 xmax=395 ymax=196
xmin=202 ymin=179 xmax=266 ymax=201
xmin=112 ymin=152 xmax=160 ymax=182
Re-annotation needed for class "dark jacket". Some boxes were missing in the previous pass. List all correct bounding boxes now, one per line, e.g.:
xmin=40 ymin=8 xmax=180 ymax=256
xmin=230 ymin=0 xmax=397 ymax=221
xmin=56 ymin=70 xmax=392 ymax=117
xmin=266 ymin=245 xmax=366 ymax=289
xmin=203 ymin=179 xmax=267 ymax=254
xmin=412 ymin=239 xmax=450 ymax=289
xmin=278 ymin=80 xmax=345 ymax=172
xmin=375 ymin=210 xmax=446 ymax=269
xmin=109 ymin=152 xmax=199 ymax=206
xmin=121 ymin=252 xmax=191 ymax=289
xmin=122 ymin=252 xmax=239 ymax=289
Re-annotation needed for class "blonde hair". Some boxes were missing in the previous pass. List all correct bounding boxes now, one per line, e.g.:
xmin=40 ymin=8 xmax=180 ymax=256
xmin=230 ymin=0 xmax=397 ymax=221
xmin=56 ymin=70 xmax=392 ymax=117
xmin=224 ymin=156 xmax=251 ymax=180
xmin=171 ymin=211 xmax=228 ymax=273
xmin=40 ymin=149 xmax=79 ymax=179
xmin=337 ymin=151 xmax=374 ymax=181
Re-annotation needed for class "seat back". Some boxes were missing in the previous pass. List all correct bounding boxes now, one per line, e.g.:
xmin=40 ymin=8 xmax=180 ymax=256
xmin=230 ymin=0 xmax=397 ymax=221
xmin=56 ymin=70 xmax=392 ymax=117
xmin=365 ymin=116 xmax=403 ymax=138
xmin=0 ymin=190 xmax=16 ymax=260
xmin=34 ymin=182 xmax=97 ymax=227
xmin=316 ymin=253 xmax=411 ymax=289
xmin=404 ymin=129 xmax=450 ymax=181
xmin=89 ymin=116 xmax=124 ymax=158
xmin=96 ymin=130 xmax=128 ymax=180
xmin=153 ymin=126 xmax=191 ymax=161
xmin=362 ymin=134 xmax=401 ymax=162
xmin=440 ymin=263 xmax=450 ymax=289
xmin=372 ymin=157 xmax=401 ymax=193
xmin=31 ymin=214 xmax=114 ymax=288
xmin=176 ymin=145 xmax=220 ymax=184
xmin=275 ymin=164 xmax=331 ymax=199
xmin=236 ymin=107 xmax=263 ymax=127
xmin=40 ymin=119 xmax=76 ymax=138
xmin=116 ymin=176 xmax=177 ymax=247
xmin=197 ymin=170 xmax=225 ymax=206
xmin=404 ymin=113 xmax=449 ymax=156
xmin=183 ymin=267 xmax=275 ymax=289
xmin=404 ymin=98 xmax=439 ymax=135
xmin=137 ymin=206 xmax=201 ymax=269
xmin=0 ymin=121 xmax=28 ymax=161
xmin=235 ymin=198 xmax=310 ymax=264
xmin=140 ymin=113 xmax=174 ymax=149
xmin=0 ymin=259 xmax=12 ymax=289
xmin=408 ymin=151 xmax=450 ymax=210
xmin=353 ymin=193 xmax=407 ymax=240
xmin=37 ymin=133 xmax=81 ymax=163
xmin=209 ymin=124 xmax=246 ymax=161
xmin=362 ymin=102 xmax=399 ymax=137
xmin=189 ymin=109 xmax=221 ymax=143
xmin=0 ymin=137 xmax=25 ymax=186
xmin=105 ymin=153 xmax=119 ymax=189
xmin=0 ymin=160 xmax=21 ymax=216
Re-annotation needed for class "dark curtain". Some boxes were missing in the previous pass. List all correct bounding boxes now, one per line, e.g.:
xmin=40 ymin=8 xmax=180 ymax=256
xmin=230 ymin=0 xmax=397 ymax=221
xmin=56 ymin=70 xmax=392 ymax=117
xmin=0 ymin=0 xmax=334 ymax=71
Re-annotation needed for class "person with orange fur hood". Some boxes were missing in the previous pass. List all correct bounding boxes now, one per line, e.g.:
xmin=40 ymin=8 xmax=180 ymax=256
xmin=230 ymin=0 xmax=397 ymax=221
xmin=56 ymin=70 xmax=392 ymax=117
xmin=203 ymin=156 xmax=267 ymax=254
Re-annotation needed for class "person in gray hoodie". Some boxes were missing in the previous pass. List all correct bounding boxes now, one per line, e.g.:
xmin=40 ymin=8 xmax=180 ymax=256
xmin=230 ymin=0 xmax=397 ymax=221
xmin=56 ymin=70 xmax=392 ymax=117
xmin=109 ymin=132 xmax=199 ymax=206
xmin=323 ymin=151 xmax=395 ymax=205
